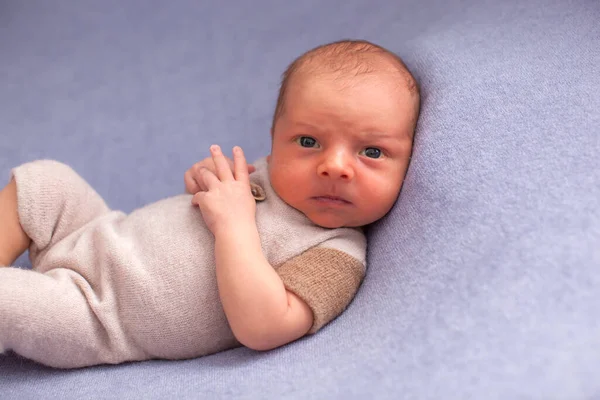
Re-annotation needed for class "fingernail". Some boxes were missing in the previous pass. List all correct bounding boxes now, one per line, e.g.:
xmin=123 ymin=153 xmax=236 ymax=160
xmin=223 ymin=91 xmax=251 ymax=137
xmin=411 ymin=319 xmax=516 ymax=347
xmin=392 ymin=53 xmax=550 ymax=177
xmin=210 ymin=145 xmax=220 ymax=152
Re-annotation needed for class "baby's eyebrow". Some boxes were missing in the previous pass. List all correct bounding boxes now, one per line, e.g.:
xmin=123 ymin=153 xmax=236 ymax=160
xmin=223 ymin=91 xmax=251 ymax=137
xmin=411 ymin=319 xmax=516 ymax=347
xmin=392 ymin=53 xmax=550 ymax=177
xmin=358 ymin=131 xmax=403 ymax=142
xmin=363 ymin=131 xmax=393 ymax=139
xmin=293 ymin=122 xmax=322 ymax=131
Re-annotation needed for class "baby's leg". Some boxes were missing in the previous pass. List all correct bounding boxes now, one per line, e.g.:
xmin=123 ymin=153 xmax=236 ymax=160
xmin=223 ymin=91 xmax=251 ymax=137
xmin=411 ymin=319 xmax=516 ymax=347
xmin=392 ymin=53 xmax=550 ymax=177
xmin=0 ymin=179 xmax=30 ymax=266
xmin=0 ymin=161 xmax=145 ymax=367
xmin=7 ymin=160 xmax=111 ymax=267
xmin=0 ymin=266 xmax=143 ymax=368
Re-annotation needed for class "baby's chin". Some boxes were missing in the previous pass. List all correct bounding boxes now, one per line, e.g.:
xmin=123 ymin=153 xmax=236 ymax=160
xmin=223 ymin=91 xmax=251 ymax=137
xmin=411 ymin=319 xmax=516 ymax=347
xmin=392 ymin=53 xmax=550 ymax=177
xmin=305 ymin=213 xmax=363 ymax=229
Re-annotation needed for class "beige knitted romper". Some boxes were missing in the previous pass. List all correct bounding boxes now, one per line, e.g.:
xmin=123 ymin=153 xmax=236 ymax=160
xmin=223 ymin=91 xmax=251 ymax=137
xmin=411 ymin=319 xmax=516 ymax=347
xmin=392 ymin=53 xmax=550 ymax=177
xmin=0 ymin=157 xmax=366 ymax=369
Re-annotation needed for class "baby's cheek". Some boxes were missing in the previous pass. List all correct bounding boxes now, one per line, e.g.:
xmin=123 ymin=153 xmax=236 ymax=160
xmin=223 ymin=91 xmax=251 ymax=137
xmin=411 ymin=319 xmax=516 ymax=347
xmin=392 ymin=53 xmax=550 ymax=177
xmin=362 ymin=177 xmax=400 ymax=212
xmin=271 ymin=166 xmax=304 ymax=201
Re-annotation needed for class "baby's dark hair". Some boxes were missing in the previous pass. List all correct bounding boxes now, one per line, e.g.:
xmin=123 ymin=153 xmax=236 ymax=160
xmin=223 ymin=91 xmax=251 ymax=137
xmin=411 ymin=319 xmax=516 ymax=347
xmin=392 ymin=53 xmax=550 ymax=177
xmin=271 ymin=39 xmax=421 ymax=133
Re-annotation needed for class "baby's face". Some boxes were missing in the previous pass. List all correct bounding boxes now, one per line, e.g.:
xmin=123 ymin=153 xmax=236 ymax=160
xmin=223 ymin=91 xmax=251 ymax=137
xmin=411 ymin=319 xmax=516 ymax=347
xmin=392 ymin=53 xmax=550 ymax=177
xmin=268 ymin=71 xmax=416 ymax=228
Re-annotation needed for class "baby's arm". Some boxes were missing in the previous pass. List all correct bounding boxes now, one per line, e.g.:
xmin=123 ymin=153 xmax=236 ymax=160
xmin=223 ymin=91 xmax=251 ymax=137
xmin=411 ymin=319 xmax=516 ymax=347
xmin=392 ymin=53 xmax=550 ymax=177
xmin=192 ymin=145 xmax=313 ymax=350
xmin=213 ymin=222 xmax=313 ymax=350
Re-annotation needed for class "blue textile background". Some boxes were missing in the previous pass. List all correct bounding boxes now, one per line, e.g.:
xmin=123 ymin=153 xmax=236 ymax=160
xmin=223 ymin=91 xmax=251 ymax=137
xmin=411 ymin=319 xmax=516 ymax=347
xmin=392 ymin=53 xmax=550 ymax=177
xmin=1 ymin=0 xmax=599 ymax=398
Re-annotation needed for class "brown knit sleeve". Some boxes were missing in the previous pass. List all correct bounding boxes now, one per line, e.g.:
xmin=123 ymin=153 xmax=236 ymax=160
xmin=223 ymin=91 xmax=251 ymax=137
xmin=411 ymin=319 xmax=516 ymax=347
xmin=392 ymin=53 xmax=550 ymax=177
xmin=276 ymin=247 xmax=365 ymax=334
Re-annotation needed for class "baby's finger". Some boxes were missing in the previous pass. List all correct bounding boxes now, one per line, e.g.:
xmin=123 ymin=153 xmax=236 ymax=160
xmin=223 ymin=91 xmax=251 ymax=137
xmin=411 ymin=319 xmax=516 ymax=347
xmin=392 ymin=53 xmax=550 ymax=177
xmin=191 ymin=191 xmax=205 ymax=206
xmin=199 ymin=165 xmax=221 ymax=190
xmin=221 ymin=156 xmax=252 ymax=174
xmin=184 ymin=169 xmax=201 ymax=194
xmin=232 ymin=146 xmax=249 ymax=183
xmin=229 ymin=157 xmax=254 ymax=174
xmin=191 ymin=164 xmax=209 ymax=192
xmin=210 ymin=145 xmax=234 ymax=181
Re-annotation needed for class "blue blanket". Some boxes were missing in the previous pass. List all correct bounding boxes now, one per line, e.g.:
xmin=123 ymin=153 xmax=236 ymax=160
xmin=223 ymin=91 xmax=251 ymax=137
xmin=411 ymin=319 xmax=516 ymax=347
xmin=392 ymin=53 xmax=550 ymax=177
xmin=1 ymin=0 xmax=599 ymax=398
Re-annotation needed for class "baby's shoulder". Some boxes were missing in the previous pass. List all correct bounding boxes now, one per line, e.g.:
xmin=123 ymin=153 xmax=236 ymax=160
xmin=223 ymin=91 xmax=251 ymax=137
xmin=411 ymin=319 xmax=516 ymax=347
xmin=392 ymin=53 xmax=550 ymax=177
xmin=316 ymin=227 xmax=367 ymax=265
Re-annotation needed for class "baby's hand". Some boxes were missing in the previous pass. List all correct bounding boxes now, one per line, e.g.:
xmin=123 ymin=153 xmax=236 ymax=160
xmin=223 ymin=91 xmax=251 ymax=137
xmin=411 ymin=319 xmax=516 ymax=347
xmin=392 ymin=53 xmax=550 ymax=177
xmin=191 ymin=145 xmax=257 ymax=235
xmin=185 ymin=152 xmax=255 ymax=194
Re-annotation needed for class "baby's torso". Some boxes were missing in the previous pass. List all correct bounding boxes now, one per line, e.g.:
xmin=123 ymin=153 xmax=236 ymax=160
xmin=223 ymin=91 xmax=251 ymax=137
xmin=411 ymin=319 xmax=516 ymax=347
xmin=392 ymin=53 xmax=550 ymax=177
xmin=37 ymin=158 xmax=360 ymax=358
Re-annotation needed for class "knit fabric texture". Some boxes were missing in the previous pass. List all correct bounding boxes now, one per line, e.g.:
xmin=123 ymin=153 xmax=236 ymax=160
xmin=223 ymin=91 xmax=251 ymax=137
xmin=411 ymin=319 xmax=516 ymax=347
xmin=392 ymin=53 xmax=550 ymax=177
xmin=0 ymin=157 xmax=366 ymax=368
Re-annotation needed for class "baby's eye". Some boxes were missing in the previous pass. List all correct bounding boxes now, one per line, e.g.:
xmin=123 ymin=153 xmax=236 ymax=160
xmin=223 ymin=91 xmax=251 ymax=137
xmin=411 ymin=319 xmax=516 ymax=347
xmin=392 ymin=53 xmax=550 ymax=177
xmin=360 ymin=147 xmax=383 ymax=159
xmin=296 ymin=136 xmax=320 ymax=148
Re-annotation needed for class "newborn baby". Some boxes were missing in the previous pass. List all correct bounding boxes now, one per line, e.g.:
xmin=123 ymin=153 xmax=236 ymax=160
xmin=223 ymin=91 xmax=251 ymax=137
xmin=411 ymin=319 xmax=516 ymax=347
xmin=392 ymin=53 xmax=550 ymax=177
xmin=0 ymin=40 xmax=420 ymax=368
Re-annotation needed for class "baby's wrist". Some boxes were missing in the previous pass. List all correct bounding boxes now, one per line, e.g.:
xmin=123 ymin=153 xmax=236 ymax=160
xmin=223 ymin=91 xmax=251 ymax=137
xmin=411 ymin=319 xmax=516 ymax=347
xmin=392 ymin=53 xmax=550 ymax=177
xmin=212 ymin=218 xmax=257 ymax=239
xmin=213 ymin=220 xmax=263 ymax=261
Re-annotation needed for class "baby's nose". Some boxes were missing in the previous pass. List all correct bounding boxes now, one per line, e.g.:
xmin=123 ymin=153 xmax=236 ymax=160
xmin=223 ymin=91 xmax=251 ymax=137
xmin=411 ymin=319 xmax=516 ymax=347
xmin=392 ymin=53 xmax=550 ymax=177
xmin=317 ymin=154 xmax=354 ymax=180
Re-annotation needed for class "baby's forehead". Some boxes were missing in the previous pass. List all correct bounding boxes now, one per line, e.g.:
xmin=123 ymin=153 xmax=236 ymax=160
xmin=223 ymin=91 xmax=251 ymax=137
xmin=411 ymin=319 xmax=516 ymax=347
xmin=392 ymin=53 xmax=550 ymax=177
xmin=289 ymin=68 xmax=404 ymax=99
xmin=289 ymin=54 xmax=409 ymax=96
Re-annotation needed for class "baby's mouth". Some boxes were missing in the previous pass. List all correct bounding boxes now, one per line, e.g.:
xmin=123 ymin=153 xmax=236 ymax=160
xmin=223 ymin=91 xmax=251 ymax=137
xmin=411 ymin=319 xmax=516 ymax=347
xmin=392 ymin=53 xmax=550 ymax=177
xmin=311 ymin=195 xmax=352 ymax=205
